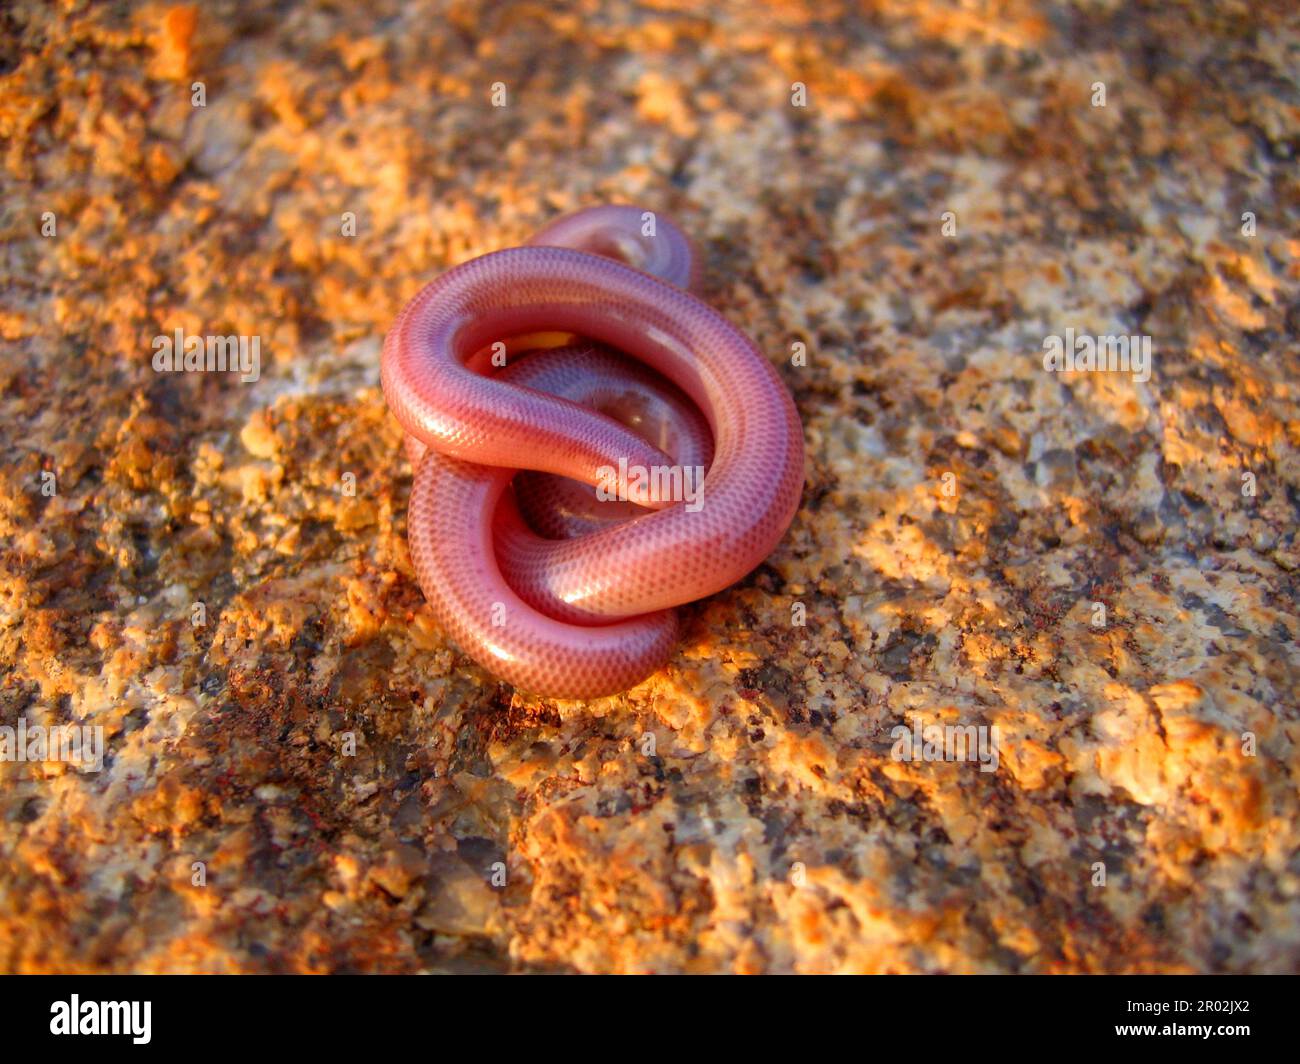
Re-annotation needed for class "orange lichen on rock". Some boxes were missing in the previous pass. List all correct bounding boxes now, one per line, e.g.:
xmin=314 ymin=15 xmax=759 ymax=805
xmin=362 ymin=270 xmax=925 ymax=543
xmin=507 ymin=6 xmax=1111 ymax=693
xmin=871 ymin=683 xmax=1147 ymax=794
xmin=147 ymin=5 xmax=199 ymax=82
xmin=1 ymin=0 xmax=1298 ymax=975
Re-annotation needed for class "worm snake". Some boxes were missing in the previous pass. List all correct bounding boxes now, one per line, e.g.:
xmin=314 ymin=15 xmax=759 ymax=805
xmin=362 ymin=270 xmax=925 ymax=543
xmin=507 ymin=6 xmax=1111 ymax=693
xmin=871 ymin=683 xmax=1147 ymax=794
xmin=381 ymin=205 xmax=804 ymax=698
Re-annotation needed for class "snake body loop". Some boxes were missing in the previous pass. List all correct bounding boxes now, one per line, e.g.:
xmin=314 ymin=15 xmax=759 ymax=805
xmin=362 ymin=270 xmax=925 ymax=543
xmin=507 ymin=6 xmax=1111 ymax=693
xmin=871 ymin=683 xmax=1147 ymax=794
xmin=382 ymin=205 xmax=804 ymax=698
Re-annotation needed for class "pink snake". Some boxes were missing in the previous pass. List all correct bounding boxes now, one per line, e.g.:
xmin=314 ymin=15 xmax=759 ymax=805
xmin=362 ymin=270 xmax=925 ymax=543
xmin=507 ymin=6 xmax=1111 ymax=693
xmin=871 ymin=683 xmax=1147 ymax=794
xmin=381 ymin=205 xmax=804 ymax=698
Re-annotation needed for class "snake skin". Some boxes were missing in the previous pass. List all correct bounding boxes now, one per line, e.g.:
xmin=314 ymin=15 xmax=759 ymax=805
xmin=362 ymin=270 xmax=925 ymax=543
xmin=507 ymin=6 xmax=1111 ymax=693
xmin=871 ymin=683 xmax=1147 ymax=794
xmin=381 ymin=205 xmax=804 ymax=698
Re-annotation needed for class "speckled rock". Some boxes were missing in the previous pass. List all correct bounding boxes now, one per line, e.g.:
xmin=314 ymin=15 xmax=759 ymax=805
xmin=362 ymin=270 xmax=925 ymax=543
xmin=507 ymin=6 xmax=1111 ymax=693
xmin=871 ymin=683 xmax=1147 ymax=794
xmin=0 ymin=0 xmax=1297 ymax=973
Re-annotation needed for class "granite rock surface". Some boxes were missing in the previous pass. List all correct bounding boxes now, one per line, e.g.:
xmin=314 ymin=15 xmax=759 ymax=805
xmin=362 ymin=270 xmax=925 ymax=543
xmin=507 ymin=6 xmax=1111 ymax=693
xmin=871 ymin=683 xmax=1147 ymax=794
xmin=1 ymin=0 xmax=1298 ymax=973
